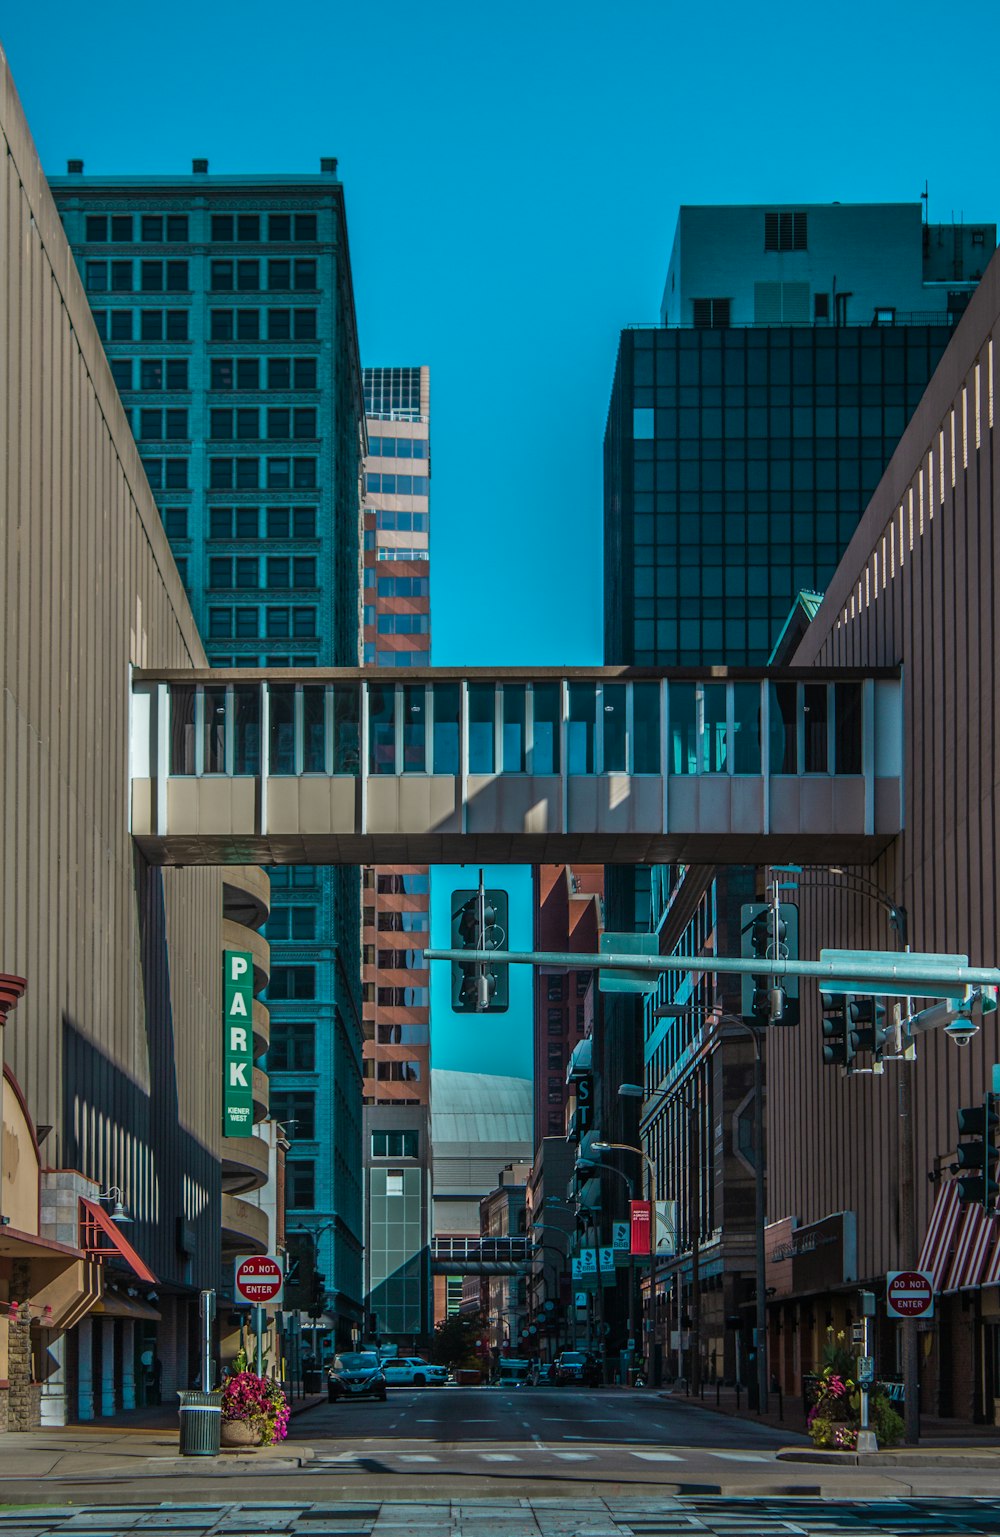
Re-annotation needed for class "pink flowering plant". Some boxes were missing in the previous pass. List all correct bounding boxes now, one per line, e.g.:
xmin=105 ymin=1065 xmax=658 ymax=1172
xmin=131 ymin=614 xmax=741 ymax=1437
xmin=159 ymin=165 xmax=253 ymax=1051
xmin=221 ymin=1367 xmax=290 ymax=1444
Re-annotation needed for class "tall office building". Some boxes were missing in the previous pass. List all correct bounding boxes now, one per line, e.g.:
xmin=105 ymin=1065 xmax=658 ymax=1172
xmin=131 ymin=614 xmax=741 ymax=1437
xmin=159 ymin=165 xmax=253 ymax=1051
xmin=601 ymin=202 xmax=995 ymax=1382
xmin=360 ymin=366 xmax=433 ymax=1344
xmin=532 ymin=866 xmax=602 ymax=1146
xmin=51 ymin=160 xmax=368 ymax=1343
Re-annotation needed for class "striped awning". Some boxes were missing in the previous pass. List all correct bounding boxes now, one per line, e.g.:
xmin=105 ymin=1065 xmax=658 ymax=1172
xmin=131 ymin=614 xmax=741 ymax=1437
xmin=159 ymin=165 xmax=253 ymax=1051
xmin=981 ymin=1218 xmax=1000 ymax=1287
xmin=942 ymin=1203 xmax=996 ymax=1292
xmin=917 ymin=1181 xmax=962 ymax=1292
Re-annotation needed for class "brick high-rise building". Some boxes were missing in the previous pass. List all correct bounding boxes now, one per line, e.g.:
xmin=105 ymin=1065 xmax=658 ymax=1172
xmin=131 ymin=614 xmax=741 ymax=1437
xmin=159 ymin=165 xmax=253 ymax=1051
xmin=532 ymin=866 xmax=603 ymax=1147
xmin=360 ymin=366 xmax=433 ymax=1345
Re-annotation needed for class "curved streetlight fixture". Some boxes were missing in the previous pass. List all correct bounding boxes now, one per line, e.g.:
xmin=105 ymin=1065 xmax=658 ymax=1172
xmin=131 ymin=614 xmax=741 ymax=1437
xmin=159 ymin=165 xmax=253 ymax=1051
xmin=98 ymin=1186 xmax=132 ymax=1225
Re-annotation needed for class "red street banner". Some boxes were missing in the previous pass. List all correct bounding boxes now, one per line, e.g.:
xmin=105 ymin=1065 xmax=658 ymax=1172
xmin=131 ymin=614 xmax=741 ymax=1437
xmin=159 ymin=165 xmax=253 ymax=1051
xmin=630 ymin=1200 xmax=652 ymax=1256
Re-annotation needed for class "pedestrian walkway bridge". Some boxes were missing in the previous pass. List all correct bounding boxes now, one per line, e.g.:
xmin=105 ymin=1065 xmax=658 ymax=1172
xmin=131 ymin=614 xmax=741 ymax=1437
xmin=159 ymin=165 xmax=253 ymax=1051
xmin=429 ymin=1235 xmax=530 ymax=1275
xmin=129 ymin=666 xmax=903 ymax=866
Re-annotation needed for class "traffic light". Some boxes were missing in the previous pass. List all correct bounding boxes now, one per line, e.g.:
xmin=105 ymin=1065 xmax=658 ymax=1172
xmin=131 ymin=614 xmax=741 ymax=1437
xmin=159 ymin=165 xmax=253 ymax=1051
xmin=740 ymin=902 xmax=798 ymax=1026
xmin=847 ymin=996 xmax=889 ymax=1059
xmin=451 ymin=882 xmax=509 ymax=1012
xmin=954 ymin=1093 xmax=1000 ymax=1209
xmin=821 ymin=992 xmax=853 ymax=1067
xmin=283 ymin=1230 xmax=315 ymax=1311
xmin=309 ymin=1269 xmax=327 ymax=1320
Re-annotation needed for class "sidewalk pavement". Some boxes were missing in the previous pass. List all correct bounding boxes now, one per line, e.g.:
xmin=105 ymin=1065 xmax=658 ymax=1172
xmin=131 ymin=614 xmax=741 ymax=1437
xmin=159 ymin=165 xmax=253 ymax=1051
xmin=656 ymin=1381 xmax=1000 ymax=1449
xmin=0 ymin=1394 xmax=329 ymax=1483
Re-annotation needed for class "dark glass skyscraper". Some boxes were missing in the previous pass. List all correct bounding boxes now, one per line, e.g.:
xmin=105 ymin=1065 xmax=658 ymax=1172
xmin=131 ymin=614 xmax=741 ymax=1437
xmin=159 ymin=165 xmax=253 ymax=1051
xmin=605 ymin=324 xmax=953 ymax=667
xmin=600 ymin=202 xmax=994 ymax=1387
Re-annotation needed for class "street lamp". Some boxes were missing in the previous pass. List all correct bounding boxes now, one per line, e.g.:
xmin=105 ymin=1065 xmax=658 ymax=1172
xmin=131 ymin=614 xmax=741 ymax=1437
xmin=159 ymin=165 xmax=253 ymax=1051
xmin=794 ymin=863 xmax=918 ymax=1445
xmin=613 ymin=1092 xmax=702 ymax=1395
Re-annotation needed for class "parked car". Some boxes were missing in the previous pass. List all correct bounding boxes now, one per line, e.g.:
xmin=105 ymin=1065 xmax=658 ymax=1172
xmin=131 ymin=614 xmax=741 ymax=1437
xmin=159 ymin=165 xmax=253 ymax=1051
xmin=554 ymin=1350 xmax=598 ymax=1386
xmin=328 ymin=1351 xmax=387 ymax=1402
xmin=532 ymin=1362 xmax=555 ymax=1385
xmin=381 ymin=1356 xmax=449 ymax=1387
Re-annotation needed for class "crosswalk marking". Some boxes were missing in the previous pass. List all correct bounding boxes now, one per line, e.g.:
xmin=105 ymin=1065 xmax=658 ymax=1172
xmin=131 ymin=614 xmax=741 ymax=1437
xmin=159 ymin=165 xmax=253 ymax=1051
xmin=397 ymin=1453 xmax=438 ymax=1462
xmin=708 ymin=1449 xmax=775 ymax=1462
xmin=551 ymin=1450 xmax=594 ymax=1460
xmin=479 ymin=1451 xmax=519 ymax=1461
xmin=628 ymin=1449 xmax=684 ymax=1461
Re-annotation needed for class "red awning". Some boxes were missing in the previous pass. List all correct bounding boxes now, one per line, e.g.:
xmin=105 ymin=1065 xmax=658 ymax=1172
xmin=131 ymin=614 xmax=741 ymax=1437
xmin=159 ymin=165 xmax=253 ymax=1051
xmin=79 ymin=1199 xmax=157 ymax=1285
xmin=983 ymin=1221 xmax=1000 ymax=1287
xmin=943 ymin=1203 xmax=996 ymax=1292
xmin=917 ymin=1181 xmax=961 ymax=1292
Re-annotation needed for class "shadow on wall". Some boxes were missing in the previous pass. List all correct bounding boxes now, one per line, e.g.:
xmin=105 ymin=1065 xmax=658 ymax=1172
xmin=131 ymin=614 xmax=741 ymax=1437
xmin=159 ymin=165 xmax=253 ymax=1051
xmin=59 ymin=854 xmax=220 ymax=1290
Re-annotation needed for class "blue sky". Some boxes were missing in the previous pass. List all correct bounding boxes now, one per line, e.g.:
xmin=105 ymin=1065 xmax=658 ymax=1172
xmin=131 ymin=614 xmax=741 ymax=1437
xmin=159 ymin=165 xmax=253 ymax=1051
xmin=4 ymin=2 xmax=998 ymax=1087
xmin=4 ymin=0 xmax=998 ymax=668
xmin=429 ymin=866 xmax=534 ymax=1079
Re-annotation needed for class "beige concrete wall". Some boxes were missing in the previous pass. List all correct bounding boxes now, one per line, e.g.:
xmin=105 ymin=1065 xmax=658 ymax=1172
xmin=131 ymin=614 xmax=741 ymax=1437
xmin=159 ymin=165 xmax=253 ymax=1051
xmin=0 ymin=46 xmax=225 ymax=1287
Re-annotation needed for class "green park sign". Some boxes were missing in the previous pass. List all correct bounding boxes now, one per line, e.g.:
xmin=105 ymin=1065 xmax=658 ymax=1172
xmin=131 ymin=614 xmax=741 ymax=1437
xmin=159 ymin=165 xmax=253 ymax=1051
xmin=224 ymin=950 xmax=254 ymax=1137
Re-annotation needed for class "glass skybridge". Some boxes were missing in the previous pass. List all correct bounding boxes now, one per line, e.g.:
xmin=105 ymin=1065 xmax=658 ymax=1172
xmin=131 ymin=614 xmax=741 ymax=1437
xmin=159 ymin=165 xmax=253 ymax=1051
xmin=130 ymin=666 xmax=903 ymax=866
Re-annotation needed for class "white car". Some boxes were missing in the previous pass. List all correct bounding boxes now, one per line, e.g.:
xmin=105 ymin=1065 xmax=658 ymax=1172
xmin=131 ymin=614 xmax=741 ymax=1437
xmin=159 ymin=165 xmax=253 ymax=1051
xmin=381 ymin=1356 xmax=448 ymax=1387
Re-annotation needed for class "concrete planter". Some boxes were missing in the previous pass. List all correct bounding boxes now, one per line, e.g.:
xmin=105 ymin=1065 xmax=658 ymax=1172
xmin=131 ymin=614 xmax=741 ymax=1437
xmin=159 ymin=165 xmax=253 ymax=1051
xmin=220 ymin=1418 xmax=263 ymax=1449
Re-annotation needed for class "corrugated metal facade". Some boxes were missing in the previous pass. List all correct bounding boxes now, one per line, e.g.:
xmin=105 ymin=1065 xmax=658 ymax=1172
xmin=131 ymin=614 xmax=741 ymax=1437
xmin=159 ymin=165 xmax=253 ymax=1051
xmin=0 ymin=47 xmax=225 ymax=1289
xmin=770 ymin=243 xmax=1000 ymax=1289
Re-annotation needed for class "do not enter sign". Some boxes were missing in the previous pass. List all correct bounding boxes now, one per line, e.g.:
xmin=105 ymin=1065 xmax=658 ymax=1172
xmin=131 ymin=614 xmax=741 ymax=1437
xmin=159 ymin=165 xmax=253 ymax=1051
xmin=234 ymin=1254 xmax=283 ymax=1306
xmin=886 ymin=1269 xmax=934 ymax=1319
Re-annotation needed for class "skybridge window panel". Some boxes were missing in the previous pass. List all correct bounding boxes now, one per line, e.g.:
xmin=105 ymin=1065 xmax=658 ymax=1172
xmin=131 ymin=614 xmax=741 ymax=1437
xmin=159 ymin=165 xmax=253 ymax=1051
xmin=632 ymin=683 xmax=660 ymax=773
xmin=269 ymin=686 xmax=296 ymax=775
xmin=333 ymin=685 xmax=360 ymax=774
xmin=602 ymin=683 xmax=627 ymax=772
xmin=834 ymin=682 xmax=863 ymax=774
xmin=467 ymin=684 xmax=496 ymax=773
xmin=233 ymin=687 xmax=261 ymax=774
xmin=203 ymin=686 xmax=228 ymax=774
xmin=529 ymin=683 xmax=560 ymax=774
xmin=803 ymin=683 xmax=829 ymax=773
xmin=699 ymin=683 xmax=728 ymax=773
xmin=567 ymin=684 xmax=596 ymax=774
xmin=732 ymin=682 xmax=762 ymax=774
xmin=369 ymin=684 xmax=397 ymax=775
xmin=768 ymin=683 xmax=798 ymax=774
xmin=170 ymin=685 xmax=197 ymax=775
xmin=302 ymin=686 xmax=327 ymax=773
xmin=402 ymin=684 xmax=427 ymax=772
xmin=431 ymin=683 xmax=460 ymax=774
xmin=669 ymin=684 xmax=698 ymax=774
xmin=501 ymin=685 xmax=526 ymax=773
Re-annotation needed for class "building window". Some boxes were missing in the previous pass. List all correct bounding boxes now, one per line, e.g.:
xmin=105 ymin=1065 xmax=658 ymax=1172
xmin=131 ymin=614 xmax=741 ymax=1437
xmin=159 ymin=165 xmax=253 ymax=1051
xmin=376 ymin=1061 xmax=422 ymax=1082
xmin=547 ymin=1044 xmax=564 ymax=1070
xmin=110 ymin=360 xmax=133 ymax=391
xmin=141 ymin=260 xmax=188 ymax=292
xmin=85 ymin=216 xmax=108 ymax=242
xmin=267 ymin=905 xmax=317 ymax=940
xmin=547 ymin=979 xmax=565 ymax=1002
xmin=764 ymin=210 xmax=807 ymax=252
xmin=268 ymin=1021 xmax=315 ymax=1072
xmin=814 ymin=293 xmax=830 ymax=321
xmin=268 ymin=965 xmax=316 ymax=1000
xmin=271 ymin=1091 xmax=315 ymax=1140
xmin=268 ymin=309 xmax=318 ymax=341
xmin=371 ymin=1130 xmax=419 ymax=1158
xmin=286 ymin=1161 xmax=315 ymax=1208
xmin=874 ymin=306 xmax=896 ymax=327
xmin=385 ymin=1172 xmax=405 ymax=1197
xmin=163 ymin=508 xmax=188 ymax=540
xmin=692 ymin=298 xmax=730 ymax=329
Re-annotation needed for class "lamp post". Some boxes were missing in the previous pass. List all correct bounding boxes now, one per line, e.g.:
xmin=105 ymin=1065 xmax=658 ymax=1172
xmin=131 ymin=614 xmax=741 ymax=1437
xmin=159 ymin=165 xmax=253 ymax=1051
xmin=795 ymin=864 xmax=917 ymax=1446
xmin=615 ymin=1090 xmax=701 ymax=1394
xmin=580 ymin=1153 xmax=637 ymax=1370
xmin=590 ymin=1139 xmax=662 ymax=1388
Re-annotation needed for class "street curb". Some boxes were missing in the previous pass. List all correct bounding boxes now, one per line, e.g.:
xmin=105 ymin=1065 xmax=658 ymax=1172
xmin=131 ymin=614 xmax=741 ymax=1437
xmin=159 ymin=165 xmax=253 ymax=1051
xmin=777 ymin=1447 xmax=1000 ymax=1469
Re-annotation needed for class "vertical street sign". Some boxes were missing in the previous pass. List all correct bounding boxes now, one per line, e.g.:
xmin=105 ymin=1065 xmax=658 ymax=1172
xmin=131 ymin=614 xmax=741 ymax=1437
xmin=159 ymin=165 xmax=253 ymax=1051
xmin=599 ymin=1246 xmax=616 ymax=1285
xmin=655 ymin=1199 xmax=677 ymax=1254
xmin=224 ymin=950 xmax=254 ymax=1136
xmin=630 ymin=1200 xmax=653 ymax=1256
xmin=612 ymin=1221 xmax=630 ymax=1251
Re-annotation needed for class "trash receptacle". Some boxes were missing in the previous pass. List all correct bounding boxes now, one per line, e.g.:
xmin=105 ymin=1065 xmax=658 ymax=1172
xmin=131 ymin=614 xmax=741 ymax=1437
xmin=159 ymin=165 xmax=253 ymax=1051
xmin=178 ymin=1389 xmax=223 ymax=1456
xmin=304 ymin=1368 xmax=324 ymax=1395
